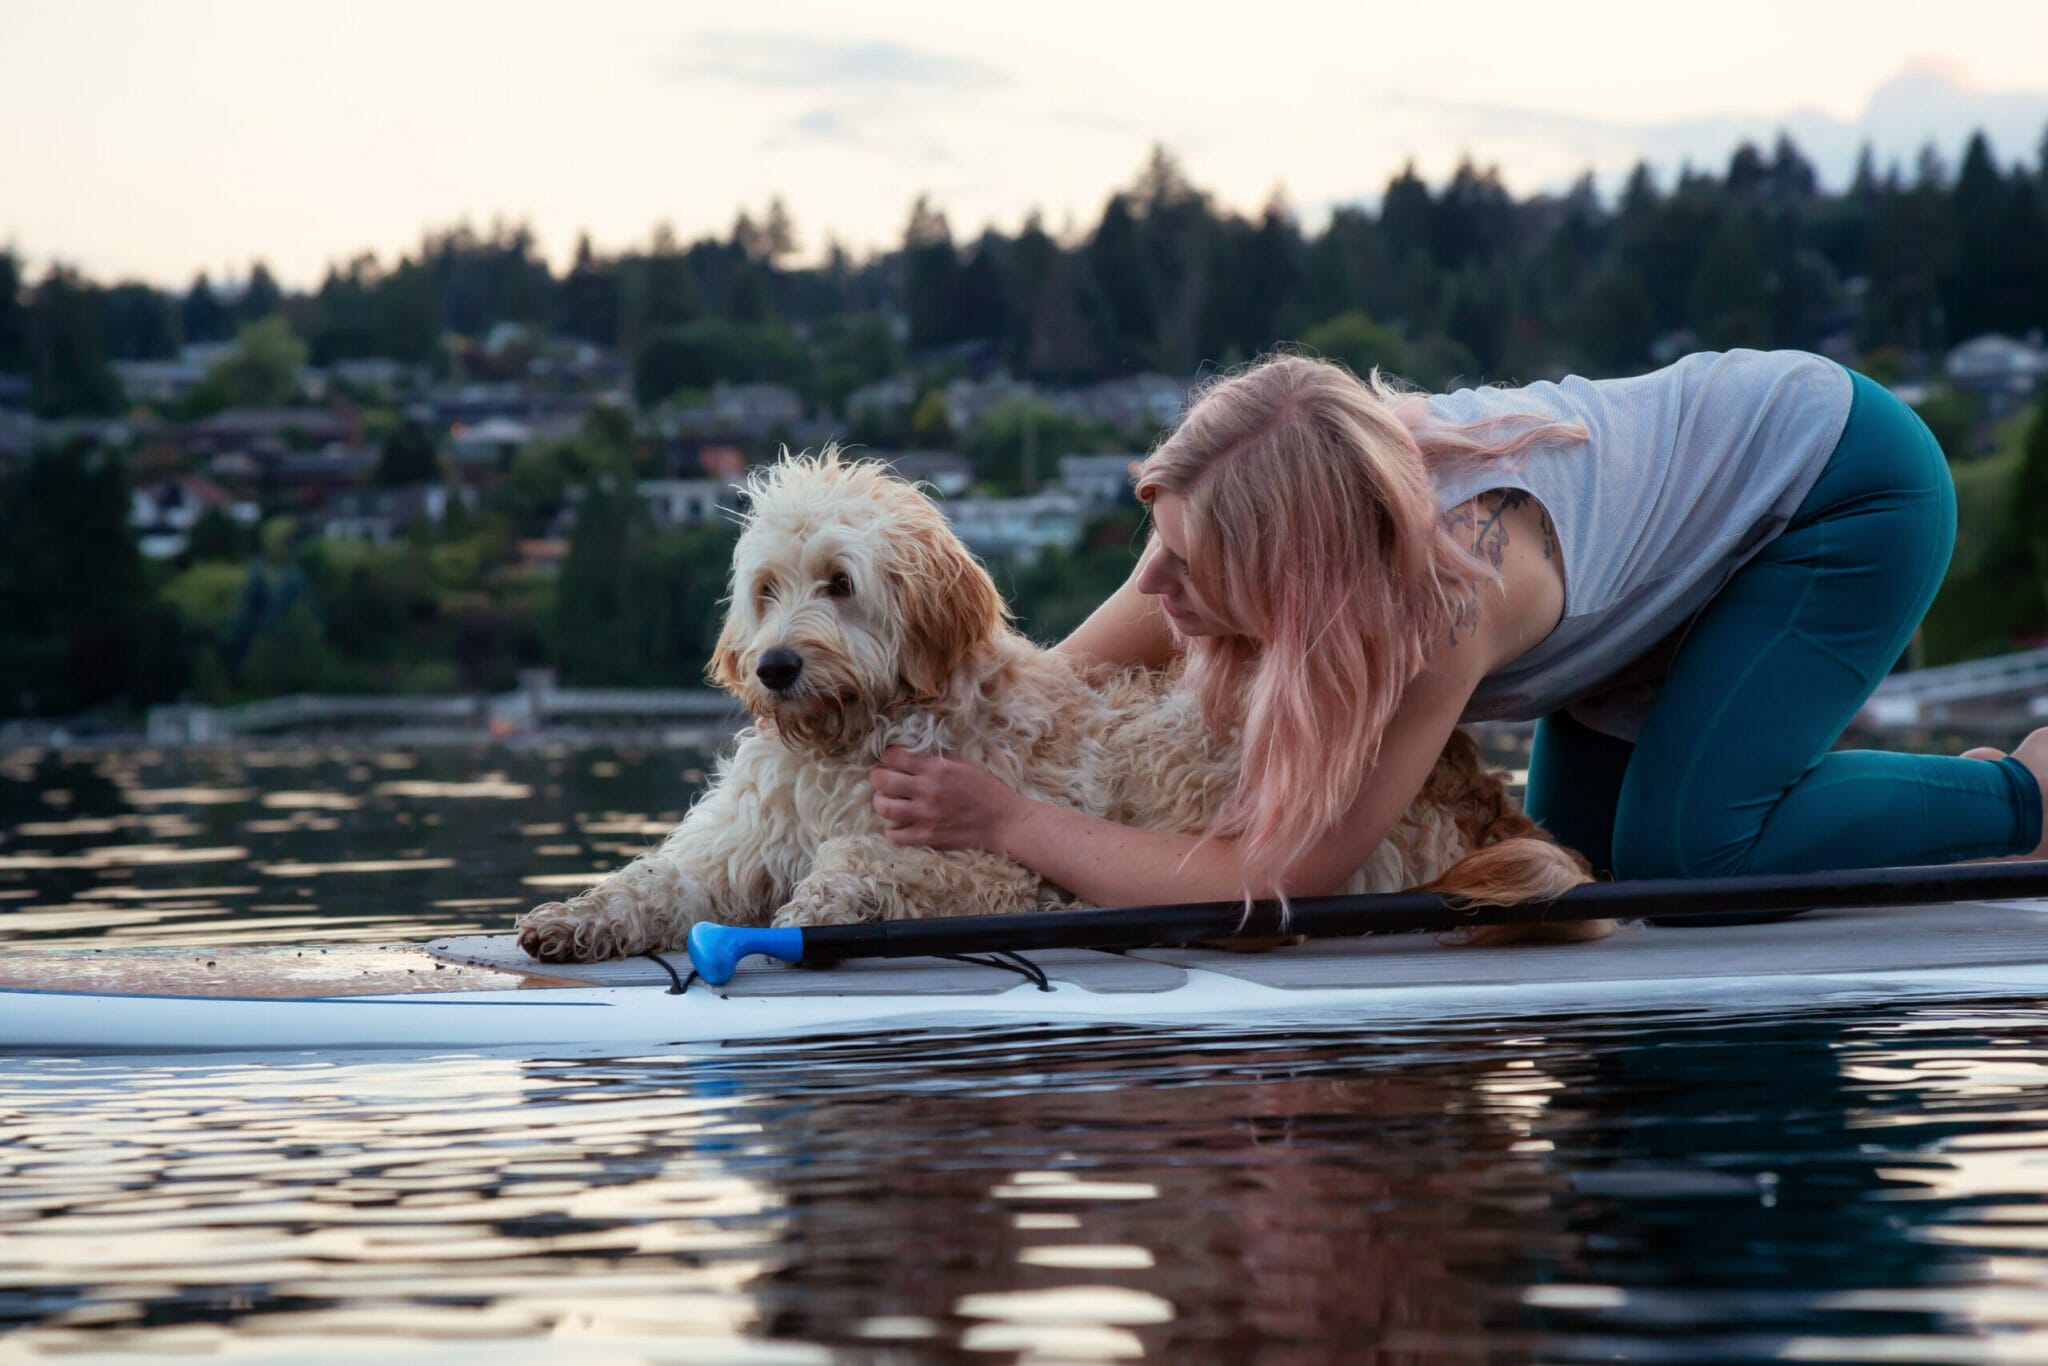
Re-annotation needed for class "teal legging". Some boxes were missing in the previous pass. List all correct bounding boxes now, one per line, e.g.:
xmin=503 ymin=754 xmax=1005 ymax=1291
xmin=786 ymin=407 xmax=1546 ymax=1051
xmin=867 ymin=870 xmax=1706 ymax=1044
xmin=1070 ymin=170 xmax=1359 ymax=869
xmin=1526 ymin=368 xmax=2042 ymax=879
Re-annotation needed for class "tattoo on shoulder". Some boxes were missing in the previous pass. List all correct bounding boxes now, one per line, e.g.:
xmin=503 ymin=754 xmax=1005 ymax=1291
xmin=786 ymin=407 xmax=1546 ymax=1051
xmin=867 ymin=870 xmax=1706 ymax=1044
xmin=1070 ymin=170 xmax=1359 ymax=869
xmin=1472 ymin=491 xmax=1519 ymax=568
xmin=1448 ymin=583 xmax=1481 ymax=646
xmin=1441 ymin=490 xmax=1554 ymax=645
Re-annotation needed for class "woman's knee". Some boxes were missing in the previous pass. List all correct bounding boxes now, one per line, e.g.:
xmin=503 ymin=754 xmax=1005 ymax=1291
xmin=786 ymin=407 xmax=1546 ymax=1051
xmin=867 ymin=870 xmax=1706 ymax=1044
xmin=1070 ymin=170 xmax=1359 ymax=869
xmin=1609 ymin=799 xmax=1752 ymax=881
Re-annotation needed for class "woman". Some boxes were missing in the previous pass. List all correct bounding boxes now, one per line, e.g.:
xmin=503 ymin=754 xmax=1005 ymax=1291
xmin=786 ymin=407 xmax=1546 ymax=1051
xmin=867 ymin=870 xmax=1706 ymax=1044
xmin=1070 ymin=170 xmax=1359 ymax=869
xmin=867 ymin=350 xmax=2047 ymax=905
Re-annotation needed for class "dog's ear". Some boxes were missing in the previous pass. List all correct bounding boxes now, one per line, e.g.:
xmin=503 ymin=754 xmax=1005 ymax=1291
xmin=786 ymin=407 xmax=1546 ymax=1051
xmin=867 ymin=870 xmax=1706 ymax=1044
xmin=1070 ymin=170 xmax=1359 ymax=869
xmin=707 ymin=612 xmax=746 ymax=694
xmin=898 ymin=517 xmax=1007 ymax=700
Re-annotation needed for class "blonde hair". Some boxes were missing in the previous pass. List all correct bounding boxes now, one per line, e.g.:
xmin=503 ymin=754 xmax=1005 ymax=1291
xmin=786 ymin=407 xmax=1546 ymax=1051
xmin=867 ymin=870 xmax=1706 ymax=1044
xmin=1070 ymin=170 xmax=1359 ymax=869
xmin=1134 ymin=354 xmax=1585 ymax=892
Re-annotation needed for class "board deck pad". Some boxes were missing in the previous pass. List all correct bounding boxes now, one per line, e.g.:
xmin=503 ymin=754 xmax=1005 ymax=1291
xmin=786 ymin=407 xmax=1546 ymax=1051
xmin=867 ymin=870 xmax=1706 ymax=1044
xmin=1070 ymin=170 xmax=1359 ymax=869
xmin=7 ymin=898 xmax=2046 ymax=1009
xmin=1130 ymin=900 xmax=2048 ymax=989
xmin=435 ymin=899 xmax=2048 ymax=997
xmin=427 ymin=934 xmax=1190 ymax=996
xmin=0 ymin=944 xmax=586 ymax=998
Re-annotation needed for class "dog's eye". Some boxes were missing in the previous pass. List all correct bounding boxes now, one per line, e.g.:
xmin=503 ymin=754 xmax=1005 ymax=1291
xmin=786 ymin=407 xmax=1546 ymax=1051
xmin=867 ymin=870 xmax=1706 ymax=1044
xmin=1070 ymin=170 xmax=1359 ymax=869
xmin=757 ymin=581 xmax=778 ymax=605
xmin=825 ymin=571 xmax=854 ymax=599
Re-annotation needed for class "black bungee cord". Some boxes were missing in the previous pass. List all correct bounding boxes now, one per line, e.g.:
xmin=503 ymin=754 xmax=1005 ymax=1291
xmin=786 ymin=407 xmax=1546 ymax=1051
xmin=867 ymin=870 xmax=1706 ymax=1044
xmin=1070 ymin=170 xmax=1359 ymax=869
xmin=646 ymin=946 xmax=1051 ymax=995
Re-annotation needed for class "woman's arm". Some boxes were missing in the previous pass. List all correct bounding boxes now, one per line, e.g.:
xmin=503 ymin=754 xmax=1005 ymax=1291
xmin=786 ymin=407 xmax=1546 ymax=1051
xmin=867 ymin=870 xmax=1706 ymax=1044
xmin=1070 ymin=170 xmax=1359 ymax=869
xmin=1052 ymin=540 xmax=1180 ymax=672
xmin=874 ymin=490 xmax=1552 ymax=903
xmin=872 ymin=643 xmax=1488 ymax=905
xmin=1003 ymin=652 xmax=1482 ymax=903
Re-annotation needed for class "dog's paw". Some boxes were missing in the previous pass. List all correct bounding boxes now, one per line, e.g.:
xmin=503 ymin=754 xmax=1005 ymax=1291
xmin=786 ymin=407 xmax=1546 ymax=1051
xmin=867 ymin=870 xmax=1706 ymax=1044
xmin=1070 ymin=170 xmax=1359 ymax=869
xmin=770 ymin=884 xmax=872 ymax=929
xmin=517 ymin=901 xmax=590 ymax=962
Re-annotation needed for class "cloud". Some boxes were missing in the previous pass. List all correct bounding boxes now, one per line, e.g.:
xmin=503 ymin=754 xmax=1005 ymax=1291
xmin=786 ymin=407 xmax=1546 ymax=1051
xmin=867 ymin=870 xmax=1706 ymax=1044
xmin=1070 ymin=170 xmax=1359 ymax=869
xmin=1049 ymin=108 xmax=1144 ymax=137
xmin=756 ymin=101 xmax=958 ymax=167
xmin=672 ymin=32 xmax=1006 ymax=90
xmin=1373 ymin=62 xmax=2048 ymax=194
xmin=790 ymin=106 xmax=863 ymax=143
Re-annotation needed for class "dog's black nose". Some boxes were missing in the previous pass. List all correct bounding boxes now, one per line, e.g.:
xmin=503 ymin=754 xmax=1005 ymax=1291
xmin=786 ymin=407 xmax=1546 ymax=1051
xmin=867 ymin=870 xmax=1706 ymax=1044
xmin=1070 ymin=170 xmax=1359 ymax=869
xmin=756 ymin=649 xmax=804 ymax=692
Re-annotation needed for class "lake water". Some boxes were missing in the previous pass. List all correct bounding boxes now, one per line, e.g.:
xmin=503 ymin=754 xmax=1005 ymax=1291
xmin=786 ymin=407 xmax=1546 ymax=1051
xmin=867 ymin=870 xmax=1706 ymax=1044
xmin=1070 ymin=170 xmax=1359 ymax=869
xmin=7 ymin=743 xmax=2048 ymax=1362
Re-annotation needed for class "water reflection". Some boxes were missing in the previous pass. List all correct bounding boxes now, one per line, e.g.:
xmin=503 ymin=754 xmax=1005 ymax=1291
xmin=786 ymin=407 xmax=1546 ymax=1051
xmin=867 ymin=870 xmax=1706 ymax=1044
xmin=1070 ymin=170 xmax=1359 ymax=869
xmin=0 ymin=746 xmax=706 ymax=948
xmin=8 ymin=747 xmax=2048 ymax=1357
xmin=8 ymin=1003 xmax=2048 ymax=1359
xmin=8 ymin=1012 xmax=2048 ymax=1357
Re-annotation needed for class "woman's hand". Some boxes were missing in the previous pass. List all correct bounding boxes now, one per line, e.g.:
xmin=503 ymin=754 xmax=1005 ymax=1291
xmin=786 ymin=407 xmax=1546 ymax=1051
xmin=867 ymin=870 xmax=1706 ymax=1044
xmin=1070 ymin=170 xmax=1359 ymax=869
xmin=868 ymin=747 xmax=1025 ymax=853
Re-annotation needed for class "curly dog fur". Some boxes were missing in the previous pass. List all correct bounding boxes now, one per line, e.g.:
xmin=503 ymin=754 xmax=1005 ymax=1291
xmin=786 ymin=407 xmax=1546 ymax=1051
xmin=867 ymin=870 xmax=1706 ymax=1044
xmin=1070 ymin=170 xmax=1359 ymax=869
xmin=517 ymin=450 xmax=1597 ymax=963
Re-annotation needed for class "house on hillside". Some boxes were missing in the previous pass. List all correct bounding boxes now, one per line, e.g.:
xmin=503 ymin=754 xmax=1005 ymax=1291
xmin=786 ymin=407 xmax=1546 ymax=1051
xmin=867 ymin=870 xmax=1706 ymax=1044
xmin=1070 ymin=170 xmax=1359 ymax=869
xmin=320 ymin=484 xmax=477 ymax=543
xmin=113 ymin=357 xmax=210 ymax=409
xmin=877 ymin=450 xmax=973 ymax=496
xmin=1057 ymin=453 xmax=1143 ymax=507
xmin=450 ymin=415 xmax=532 ymax=466
xmin=266 ymin=443 xmax=380 ymax=501
xmin=129 ymin=475 xmax=260 ymax=558
xmin=711 ymin=382 xmax=803 ymax=435
xmin=179 ymin=407 xmax=354 ymax=462
xmin=941 ymin=490 xmax=1087 ymax=566
xmin=548 ymin=475 xmax=745 ymax=538
xmin=1947 ymin=332 xmax=2048 ymax=422
xmin=1048 ymin=375 xmax=1188 ymax=433
xmin=637 ymin=478 xmax=730 ymax=531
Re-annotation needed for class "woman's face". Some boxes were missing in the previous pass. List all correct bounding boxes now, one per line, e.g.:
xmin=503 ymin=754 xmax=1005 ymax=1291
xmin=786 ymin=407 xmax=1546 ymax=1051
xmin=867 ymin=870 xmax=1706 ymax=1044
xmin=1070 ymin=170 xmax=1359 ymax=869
xmin=1134 ymin=494 xmax=1229 ymax=637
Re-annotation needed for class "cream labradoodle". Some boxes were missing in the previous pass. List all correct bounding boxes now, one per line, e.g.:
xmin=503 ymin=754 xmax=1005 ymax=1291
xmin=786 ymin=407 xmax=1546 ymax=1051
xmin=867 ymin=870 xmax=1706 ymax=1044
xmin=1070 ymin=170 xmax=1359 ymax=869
xmin=516 ymin=450 xmax=1592 ymax=963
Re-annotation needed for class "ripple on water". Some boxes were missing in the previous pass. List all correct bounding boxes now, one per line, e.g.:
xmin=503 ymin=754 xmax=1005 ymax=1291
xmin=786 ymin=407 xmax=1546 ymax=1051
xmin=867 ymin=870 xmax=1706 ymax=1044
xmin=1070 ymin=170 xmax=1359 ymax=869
xmin=7 ymin=748 xmax=2048 ymax=1358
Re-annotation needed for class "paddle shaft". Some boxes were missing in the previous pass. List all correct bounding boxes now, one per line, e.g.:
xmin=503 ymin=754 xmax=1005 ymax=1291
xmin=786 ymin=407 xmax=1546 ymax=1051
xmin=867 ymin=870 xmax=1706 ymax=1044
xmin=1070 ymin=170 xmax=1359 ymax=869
xmin=798 ymin=861 xmax=2048 ymax=964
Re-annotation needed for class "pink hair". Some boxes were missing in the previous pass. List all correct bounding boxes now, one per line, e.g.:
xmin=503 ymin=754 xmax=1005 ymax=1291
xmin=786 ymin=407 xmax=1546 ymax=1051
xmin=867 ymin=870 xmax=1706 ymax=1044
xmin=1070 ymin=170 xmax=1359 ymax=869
xmin=1134 ymin=354 xmax=1586 ymax=893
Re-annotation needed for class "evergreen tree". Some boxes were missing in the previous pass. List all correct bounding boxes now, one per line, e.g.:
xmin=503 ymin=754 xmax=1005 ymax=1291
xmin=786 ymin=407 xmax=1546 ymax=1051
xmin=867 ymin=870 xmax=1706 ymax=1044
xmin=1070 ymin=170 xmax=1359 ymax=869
xmin=1432 ymin=159 xmax=1514 ymax=270
xmin=237 ymin=262 xmax=285 ymax=322
xmin=1442 ymin=261 xmax=1513 ymax=372
xmin=1725 ymin=141 xmax=1769 ymax=197
xmin=1567 ymin=268 xmax=1655 ymax=372
xmin=101 ymin=283 xmax=180 ymax=360
xmin=378 ymin=420 xmax=441 ymax=486
xmin=723 ymin=259 xmax=774 ymax=324
xmin=0 ymin=443 xmax=180 ymax=713
xmin=1689 ymin=211 xmax=1773 ymax=350
xmin=0 ymin=252 xmax=28 ymax=373
xmin=376 ymin=256 xmax=446 ymax=365
xmin=1864 ymin=162 xmax=1954 ymax=352
xmin=1377 ymin=163 xmax=1435 ymax=267
xmin=632 ymin=319 xmax=808 ymax=404
xmin=184 ymin=506 xmax=251 ymax=564
xmin=310 ymin=255 xmax=383 ymax=363
xmin=816 ymin=312 xmax=903 ymax=412
xmin=1021 ymin=248 xmax=1108 ymax=384
xmin=180 ymin=273 xmax=235 ymax=344
xmin=557 ymin=235 xmax=622 ymax=349
xmin=954 ymin=232 xmax=1016 ymax=344
xmin=901 ymin=194 xmax=963 ymax=349
xmin=2013 ymin=395 xmax=2048 ymax=592
xmin=2003 ymin=177 xmax=2048 ymax=337
xmin=1769 ymin=133 xmax=1819 ymax=199
xmin=551 ymin=475 xmax=652 ymax=684
xmin=1240 ymin=193 xmax=1304 ymax=349
xmin=758 ymin=197 xmax=800 ymax=266
xmin=1949 ymin=132 xmax=2008 ymax=338
xmin=624 ymin=237 xmax=705 ymax=346
xmin=1377 ymin=164 xmax=1441 ymax=329
xmin=26 ymin=268 xmax=120 ymax=417
xmin=1087 ymin=194 xmax=1156 ymax=370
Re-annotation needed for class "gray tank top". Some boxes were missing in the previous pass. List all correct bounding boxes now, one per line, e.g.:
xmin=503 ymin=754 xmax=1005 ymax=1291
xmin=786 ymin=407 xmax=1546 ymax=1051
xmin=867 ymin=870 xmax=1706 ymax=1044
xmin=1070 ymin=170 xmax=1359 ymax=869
xmin=1428 ymin=349 xmax=1854 ymax=738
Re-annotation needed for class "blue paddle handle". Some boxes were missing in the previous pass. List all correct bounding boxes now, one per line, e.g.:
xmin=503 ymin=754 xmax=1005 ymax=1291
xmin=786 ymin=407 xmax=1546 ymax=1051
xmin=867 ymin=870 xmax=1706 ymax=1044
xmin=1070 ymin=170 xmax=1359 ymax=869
xmin=686 ymin=923 xmax=804 ymax=985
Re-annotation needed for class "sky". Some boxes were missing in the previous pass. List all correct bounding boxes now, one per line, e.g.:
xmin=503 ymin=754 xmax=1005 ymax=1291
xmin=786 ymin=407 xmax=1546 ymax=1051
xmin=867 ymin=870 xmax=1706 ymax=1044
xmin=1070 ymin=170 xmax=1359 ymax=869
xmin=4 ymin=0 xmax=2048 ymax=291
